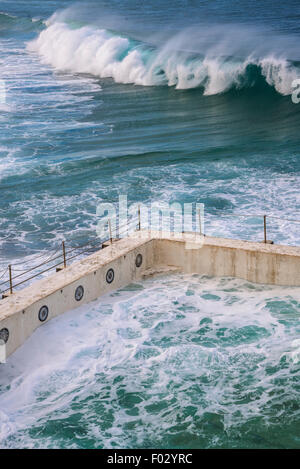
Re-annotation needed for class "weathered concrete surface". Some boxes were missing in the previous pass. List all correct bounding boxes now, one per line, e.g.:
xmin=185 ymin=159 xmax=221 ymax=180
xmin=0 ymin=231 xmax=299 ymax=359
xmin=150 ymin=232 xmax=300 ymax=286
xmin=0 ymin=236 xmax=155 ymax=358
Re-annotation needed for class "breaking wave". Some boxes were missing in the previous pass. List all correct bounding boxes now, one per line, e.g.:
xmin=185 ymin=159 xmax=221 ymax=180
xmin=27 ymin=13 xmax=300 ymax=96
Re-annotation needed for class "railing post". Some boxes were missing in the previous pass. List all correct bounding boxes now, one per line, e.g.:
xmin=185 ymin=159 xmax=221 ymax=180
xmin=198 ymin=209 xmax=202 ymax=236
xmin=8 ymin=264 xmax=13 ymax=295
xmin=62 ymin=241 xmax=67 ymax=268
xmin=108 ymin=219 xmax=112 ymax=244
xmin=264 ymin=215 xmax=267 ymax=244
xmin=138 ymin=205 xmax=141 ymax=231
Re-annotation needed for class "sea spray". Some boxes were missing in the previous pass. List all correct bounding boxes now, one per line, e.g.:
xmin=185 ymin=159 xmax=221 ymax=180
xmin=28 ymin=17 xmax=300 ymax=95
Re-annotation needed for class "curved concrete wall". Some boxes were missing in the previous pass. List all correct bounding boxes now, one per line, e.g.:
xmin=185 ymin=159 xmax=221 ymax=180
xmin=0 ymin=232 xmax=299 ymax=361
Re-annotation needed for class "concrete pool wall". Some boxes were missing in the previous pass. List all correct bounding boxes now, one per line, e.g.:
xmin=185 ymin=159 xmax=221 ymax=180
xmin=0 ymin=231 xmax=299 ymax=360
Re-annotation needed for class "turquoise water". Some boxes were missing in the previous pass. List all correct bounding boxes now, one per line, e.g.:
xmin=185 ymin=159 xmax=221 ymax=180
xmin=0 ymin=0 xmax=300 ymax=267
xmin=0 ymin=274 xmax=300 ymax=448
xmin=0 ymin=0 xmax=300 ymax=449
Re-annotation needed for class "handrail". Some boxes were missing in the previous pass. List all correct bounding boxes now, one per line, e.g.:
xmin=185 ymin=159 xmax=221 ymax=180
xmin=0 ymin=215 xmax=140 ymax=296
xmin=0 ymin=251 xmax=66 ymax=287
xmin=205 ymin=211 xmax=300 ymax=222
xmin=0 ymin=209 xmax=299 ymax=297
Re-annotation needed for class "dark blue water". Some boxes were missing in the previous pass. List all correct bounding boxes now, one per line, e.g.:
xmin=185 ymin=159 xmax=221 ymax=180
xmin=0 ymin=0 xmax=300 ymax=449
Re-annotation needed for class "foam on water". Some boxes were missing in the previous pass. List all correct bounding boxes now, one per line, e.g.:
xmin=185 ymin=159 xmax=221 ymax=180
xmin=0 ymin=4 xmax=299 ymax=448
xmin=0 ymin=274 xmax=299 ymax=448
xmin=0 ymin=146 xmax=21 ymax=181
xmin=28 ymin=15 xmax=300 ymax=96
xmin=0 ymin=31 xmax=107 ymax=271
xmin=0 ymin=3 xmax=299 ymax=277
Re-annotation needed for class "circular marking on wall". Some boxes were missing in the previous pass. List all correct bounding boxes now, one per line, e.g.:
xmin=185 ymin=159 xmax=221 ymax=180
xmin=38 ymin=305 xmax=49 ymax=322
xmin=75 ymin=285 xmax=84 ymax=302
xmin=135 ymin=253 xmax=143 ymax=268
xmin=106 ymin=268 xmax=114 ymax=284
xmin=0 ymin=328 xmax=9 ymax=344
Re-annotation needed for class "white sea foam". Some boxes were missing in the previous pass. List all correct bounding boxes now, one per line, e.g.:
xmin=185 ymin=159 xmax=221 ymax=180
xmin=28 ymin=19 xmax=299 ymax=95
xmin=0 ymin=146 xmax=21 ymax=181
xmin=0 ymin=275 xmax=299 ymax=448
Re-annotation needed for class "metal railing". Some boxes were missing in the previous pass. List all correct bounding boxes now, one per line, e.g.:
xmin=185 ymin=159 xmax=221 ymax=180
xmin=0 ymin=209 xmax=299 ymax=298
xmin=204 ymin=212 xmax=300 ymax=243
xmin=0 ymin=215 xmax=140 ymax=298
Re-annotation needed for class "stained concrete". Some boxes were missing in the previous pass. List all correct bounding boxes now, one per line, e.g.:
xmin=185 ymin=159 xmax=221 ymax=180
xmin=0 ymin=231 xmax=299 ymax=359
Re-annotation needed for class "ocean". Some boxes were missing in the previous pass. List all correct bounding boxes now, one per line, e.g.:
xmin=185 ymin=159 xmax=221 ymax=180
xmin=0 ymin=0 xmax=299 ymax=449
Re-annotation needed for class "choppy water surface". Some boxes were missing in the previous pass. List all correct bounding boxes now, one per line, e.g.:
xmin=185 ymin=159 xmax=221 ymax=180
xmin=0 ymin=0 xmax=299 ymax=449
xmin=0 ymin=274 xmax=299 ymax=449
xmin=0 ymin=0 xmax=300 ymax=273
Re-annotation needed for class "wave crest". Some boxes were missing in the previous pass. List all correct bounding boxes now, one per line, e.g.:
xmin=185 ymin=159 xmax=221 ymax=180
xmin=28 ymin=20 xmax=299 ymax=96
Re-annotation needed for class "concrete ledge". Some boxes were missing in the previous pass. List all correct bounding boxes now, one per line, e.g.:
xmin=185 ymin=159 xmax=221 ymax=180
xmin=149 ymin=232 xmax=300 ymax=286
xmin=0 ymin=232 xmax=299 ymax=360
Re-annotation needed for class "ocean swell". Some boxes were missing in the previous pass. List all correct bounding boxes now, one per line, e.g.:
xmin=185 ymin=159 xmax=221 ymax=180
xmin=27 ymin=18 xmax=299 ymax=96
